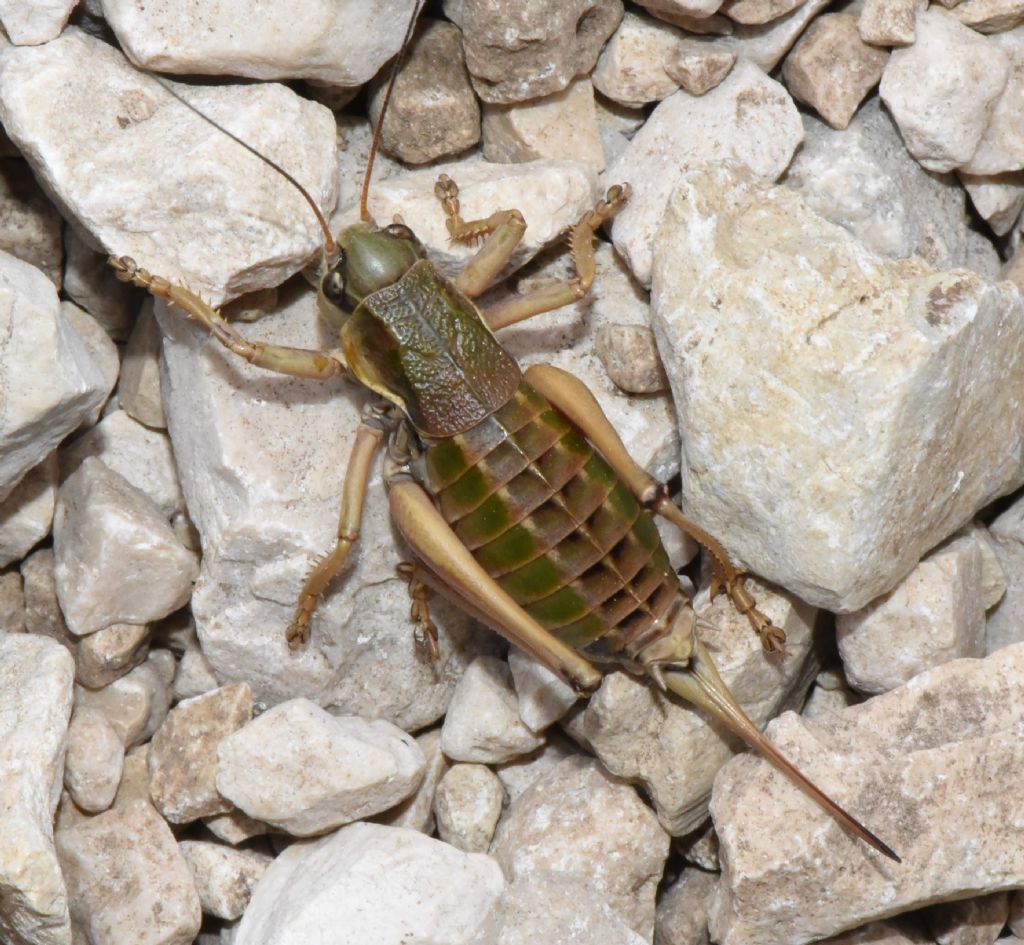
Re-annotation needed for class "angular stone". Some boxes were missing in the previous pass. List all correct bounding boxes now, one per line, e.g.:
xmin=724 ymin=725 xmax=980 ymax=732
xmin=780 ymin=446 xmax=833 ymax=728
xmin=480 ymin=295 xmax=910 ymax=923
xmin=951 ymin=0 xmax=1024 ymax=32
xmin=234 ymin=822 xmax=504 ymax=945
xmin=0 ymin=250 xmax=110 ymax=503
xmin=0 ymin=634 xmax=75 ymax=945
xmin=56 ymin=800 xmax=201 ymax=945
xmin=148 ymin=683 xmax=252 ymax=824
xmin=879 ymin=11 xmax=1009 ymax=173
xmin=710 ymin=643 xmax=1024 ymax=945
xmin=652 ymin=163 xmax=1024 ymax=612
xmin=926 ymin=893 xmax=1009 ymax=945
xmin=21 ymin=547 xmax=74 ymax=649
xmin=178 ymin=841 xmax=270 ymax=921
xmin=784 ymin=101 xmax=1000 ymax=276
xmin=960 ymin=171 xmax=1024 ymax=235
xmin=0 ymin=158 xmax=63 ymax=285
xmin=592 ymin=10 xmax=685 ymax=107
xmin=441 ymin=656 xmax=545 ymax=764
xmin=0 ymin=28 xmax=338 ymax=308
xmin=488 ymin=871 xmax=648 ymax=945
xmin=663 ymin=39 xmax=736 ymax=95
xmin=724 ymin=0 xmax=805 ymax=23
xmin=367 ymin=18 xmax=480 ymax=165
xmin=216 ymin=698 xmax=425 ymax=836
xmin=59 ymin=301 xmax=120 ymax=425
xmin=60 ymin=410 xmax=184 ymax=520
xmin=157 ymin=285 xmax=487 ymax=729
xmin=447 ymin=0 xmax=624 ymax=104
xmin=494 ymin=736 xmax=580 ymax=803
xmin=508 ymin=646 xmax=577 ymax=733
xmin=491 ymin=755 xmax=669 ymax=939
xmin=203 ymin=809 xmax=272 ymax=846
xmin=75 ymin=622 xmax=151 ymax=690
xmin=634 ymin=0 xmax=726 ymax=21
xmin=578 ymin=583 xmax=818 ymax=834
xmin=607 ymin=60 xmax=802 ymax=286
xmin=962 ymin=28 xmax=1024 ymax=175
xmin=0 ymin=0 xmax=75 ymax=44
xmin=782 ymin=13 xmax=889 ymax=130
xmin=171 ymin=637 xmax=221 ymax=702
xmin=433 ymin=763 xmax=504 ymax=853
xmin=595 ymin=323 xmax=668 ymax=394
xmin=483 ymin=78 xmax=604 ymax=173
xmin=64 ymin=707 xmax=124 ymax=814
xmin=822 ymin=919 xmax=932 ymax=945
xmin=655 ymin=867 xmax=717 ymax=945
xmin=53 ymin=458 xmax=197 ymax=636
xmin=102 ymin=0 xmax=418 ymax=85
xmin=119 ymin=300 xmax=165 ymax=430
xmin=375 ymin=727 xmax=447 ymax=834
xmin=837 ymin=531 xmax=989 ymax=694
xmin=858 ymin=0 xmax=922 ymax=46
xmin=0 ymin=568 xmax=25 ymax=634
xmin=0 ymin=452 xmax=57 ymax=568
xmin=988 ymin=494 xmax=1024 ymax=653
xmin=75 ymin=658 xmax=172 ymax=748
xmin=62 ymin=228 xmax=138 ymax=342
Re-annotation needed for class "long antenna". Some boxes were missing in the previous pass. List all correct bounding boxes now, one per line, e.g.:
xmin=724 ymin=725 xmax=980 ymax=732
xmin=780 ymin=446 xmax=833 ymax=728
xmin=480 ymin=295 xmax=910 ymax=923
xmin=360 ymin=0 xmax=424 ymax=222
xmin=153 ymin=78 xmax=337 ymax=254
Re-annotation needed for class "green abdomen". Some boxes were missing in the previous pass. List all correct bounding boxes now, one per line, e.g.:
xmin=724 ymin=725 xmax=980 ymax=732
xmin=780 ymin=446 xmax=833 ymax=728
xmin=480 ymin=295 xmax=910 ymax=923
xmin=419 ymin=380 xmax=680 ymax=662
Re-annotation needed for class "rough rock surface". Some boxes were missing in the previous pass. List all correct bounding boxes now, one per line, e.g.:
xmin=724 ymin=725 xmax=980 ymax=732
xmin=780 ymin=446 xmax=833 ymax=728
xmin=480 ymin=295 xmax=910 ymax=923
xmin=656 ymin=867 xmax=718 ymax=945
xmin=652 ymin=163 xmax=1024 ymax=613
xmin=508 ymin=646 xmax=577 ymax=732
xmin=0 ymin=28 xmax=338 ymax=307
xmin=75 ymin=621 xmax=151 ymax=689
xmin=101 ymin=0 xmax=418 ymax=85
xmin=711 ymin=643 xmax=1024 ymax=945
xmin=234 ymin=822 xmax=504 ymax=945
xmin=859 ymin=0 xmax=921 ymax=46
xmin=987 ymin=493 xmax=1024 ymax=653
xmin=375 ymin=727 xmax=447 ymax=834
xmin=216 ymin=698 xmax=425 ymax=836
xmin=592 ymin=10 xmax=686 ymax=107
xmin=0 ymin=634 xmax=75 ymax=945
xmin=432 ymin=763 xmax=504 ymax=853
xmin=178 ymin=841 xmax=270 ymax=921
xmin=0 ymin=452 xmax=57 ymax=568
xmin=962 ymin=28 xmax=1024 ymax=176
xmin=74 ymin=657 xmax=172 ymax=748
xmin=56 ymin=800 xmax=201 ymax=945
xmin=607 ymin=59 xmax=802 ymax=286
xmin=491 ymin=756 xmax=669 ymax=939
xmin=0 ymin=250 xmax=110 ymax=503
xmin=148 ymin=683 xmax=252 ymax=824
xmin=0 ymin=157 xmax=63 ymax=284
xmin=63 ymin=706 xmax=124 ymax=814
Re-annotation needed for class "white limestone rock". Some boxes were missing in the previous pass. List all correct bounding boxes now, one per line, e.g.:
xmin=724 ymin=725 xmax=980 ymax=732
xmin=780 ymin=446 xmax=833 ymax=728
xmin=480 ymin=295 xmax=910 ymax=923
xmin=576 ymin=582 xmax=818 ymax=835
xmin=21 ymin=547 xmax=74 ymax=649
xmin=858 ymin=0 xmax=922 ymax=46
xmin=119 ymin=300 xmax=165 ymax=430
xmin=74 ymin=657 xmax=172 ymax=748
xmin=0 ymin=568 xmax=25 ymax=634
xmin=171 ymin=635 xmax=221 ymax=702
xmin=375 ymin=727 xmax=448 ymax=834
xmin=985 ymin=493 xmax=1024 ymax=654
xmin=494 ymin=735 xmax=580 ymax=803
xmin=0 ymin=451 xmax=57 ymax=568
xmin=482 ymin=79 xmax=605 ymax=174
xmin=0 ymin=28 xmax=338 ymax=308
xmin=926 ymin=893 xmax=1010 ymax=945
xmin=234 ymin=822 xmax=504 ymax=945
xmin=0 ymin=157 xmax=63 ymax=285
xmin=0 ymin=249 xmax=110 ymax=503
xmin=59 ymin=301 xmax=120 ymax=425
xmin=0 ymin=0 xmax=76 ymax=44
xmin=592 ymin=10 xmax=684 ymax=107
xmin=62 ymin=227 xmax=138 ymax=342
xmin=487 ymin=871 xmax=649 ymax=945
xmin=879 ymin=10 xmax=1009 ymax=173
xmin=441 ymin=656 xmax=545 ymax=764
xmin=53 ymin=457 xmax=197 ymax=636
xmin=951 ymin=0 xmax=1024 ymax=32
xmin=433 ymin=763 xmax=504 ymax=853
xmin=508 ymin=646 xmax=577 ymax=733
xmin=0 ymin=634 xmax=75 ymax=945
xmin=60 ymin=410 xmax=184 ymax=521
xmin=656 ymin=867 xmax=718 ymax=945
xmin=216 ymin=698 xmax=425 ymax=836
xmin=491 ymin=755 xmax=670 ymax=939
xmin=157 ymin=285 xmax=487 ymax=729
xmin=784 ymin=100 xmax=1001 ymax=277
xmin=333 ymin=158 xmax=600 ymax=286
xmin=178 ymin=841 xmax=270 ymax=921
xmin=148 ymin=683 xmax=253 ymax=824
xmin=710 ymin=643 xmax=1024 ymax=945
xmin=607 ymin=60 xmax=802 ymax=287
xmin=837 ymin=531 xmax=989 ymax=694
xmin=960 ymin=172 xmax=1024 ymax=236
xmin=76 ymin=622 xmax=151 ymax=690
xmin=962 ymin=27 xmax=1024 ymax=176
xmin=101 ymin=0 xmax=417 ymax=84
xmin=63 ymin=707 xmax=124 ymax=814
xmin=652 ymin=162 xmax=1024 ymax=613
xmin=56 ymin=799 xmax=201 ymax=945
xmin=203 ymin=809 xmax=272 ymax=846
xmin=663 ymin=39 xmax=736 ymax=96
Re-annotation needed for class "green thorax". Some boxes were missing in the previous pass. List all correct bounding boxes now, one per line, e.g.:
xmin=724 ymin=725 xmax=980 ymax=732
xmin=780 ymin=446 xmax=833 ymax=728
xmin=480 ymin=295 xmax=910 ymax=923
xmin=341 ymin=260 xmax=520 ymax=438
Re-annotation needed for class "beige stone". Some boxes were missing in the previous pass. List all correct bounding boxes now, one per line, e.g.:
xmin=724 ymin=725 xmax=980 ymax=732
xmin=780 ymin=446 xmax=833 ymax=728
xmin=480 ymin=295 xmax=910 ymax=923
xmin=0 ymin=568 xmax=24 ymax=634
xmin=710 ymin=643 xmax=1024 ymax=945
xmin=433 ymin=763 xmax=504 ymax=853
xmin=179 ymin=841 xmax=270 ymax=921
xmin=507 ymin=646 xmax=577 ymax=733
xmin=483 ymin=78 xmax=604 ymax=173
xmin=58 ymin=301 xmax=120 ymax=425
xmin=662 ymin=40 xmax=735 ymax=95
xmin=951 ymin=0 xmax=1024 ymax=32
xmin=62 ymin=228 xmax=138 ymax=342
xmin=963 ymin=28 xmax=1024 ymax=175
xmin=21 ymin=547 xmax=74 ymax=649
xmin=367 ymin=18 xmax=479 ymax=165
xmin=75 ymin=622 xmax=150 ymax=689
xmin=926 ymin=893 xmax=1009 ymax=945
xmin=960 ymin=172 xmax=1024 ymax=235
xmin=0 ymin=0 xmax=75 ymax=44
xmin=203 ymin=809 xmax=272 ymax=846
xmin=592 ymin=10 xmax=684 ymax=107
xmin=782 ymin=13 xmax=888 ymax=130
xmin=0 ymin=157 xmax=63 ymax=285
xmin=119 ymin=300 xmax=165 ymax=430
xmin=652 ymin=163 xmax=1024 ymax=613
xmin=655 ymin=867 xmax=717 ymax=945
xmin=64 ymin=707 xmax=124 ymax=813
xmin=0 ymin=452 xmax=57 ymax=568
xmin=492 ymin=756 xmax=669 ymax=939
xmin=595 ymin=323 xmax=668 ymax=394
xmin=57 ymin=800 xmax=201 ymax=945
xmin=375 ymin=727 xmax=447 ymax=834
xmin=858 ymin=0 xmax=922 ymax=45
xmin=723 ymin=0 xmax=805 ymax=25
xmin=75 ymin=658 xmax=171 ymax=747
xmin=148 ymin=683 xmax=253 ymax=824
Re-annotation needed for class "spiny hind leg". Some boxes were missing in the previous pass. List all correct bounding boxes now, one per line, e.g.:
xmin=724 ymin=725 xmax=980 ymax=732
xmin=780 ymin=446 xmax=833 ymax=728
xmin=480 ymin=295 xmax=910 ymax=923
xmin=287 ymin=422 xmax=384 ymax=648
xmin=523 ymin=363 xmax=784 ymax=653
xmin=397 ymin=561 xmax=439 ymax=661
xmin=482 ymin=184 xmax=630 ymax=331
xmin=110 ymin=256 xmax=346 ymax=380
xmin=434 ymin=173 xmax=527 ymax=298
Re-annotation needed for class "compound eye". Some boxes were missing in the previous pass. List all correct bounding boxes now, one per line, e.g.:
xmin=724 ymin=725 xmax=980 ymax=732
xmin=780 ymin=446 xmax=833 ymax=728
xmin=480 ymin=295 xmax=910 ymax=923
xmin=322 ymin=253 xmax=346 ymax=306
xmin=384 ymin=223 xmax=416 ymax=242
